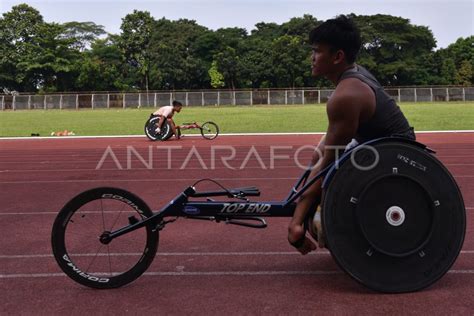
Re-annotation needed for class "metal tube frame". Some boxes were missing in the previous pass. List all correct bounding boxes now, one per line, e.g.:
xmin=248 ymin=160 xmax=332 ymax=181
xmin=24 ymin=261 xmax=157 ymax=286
xmin=103 ymin=163 xmax=332 ymax=242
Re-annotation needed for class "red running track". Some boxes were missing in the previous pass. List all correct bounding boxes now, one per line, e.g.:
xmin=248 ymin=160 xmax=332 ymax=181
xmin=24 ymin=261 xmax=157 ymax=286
xmin=0 ymin=133 xmax=473 ymax=314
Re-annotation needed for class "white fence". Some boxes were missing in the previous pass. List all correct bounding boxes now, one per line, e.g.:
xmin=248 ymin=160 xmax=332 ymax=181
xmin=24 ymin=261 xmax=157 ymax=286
xmin=1 ymin=87 xmax=473 ymax=110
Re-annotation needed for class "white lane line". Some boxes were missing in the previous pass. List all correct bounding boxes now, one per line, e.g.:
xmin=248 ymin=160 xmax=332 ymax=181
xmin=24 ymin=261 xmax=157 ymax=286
xmin=1 ymin=155 xmax=473 ymax=165
xmin=0 ymin=154 xmax=473 ymax=162
xmin=148 ymin=270 xmax=474 ymax=276
xmin=1 ymin=130 xmax=473 ymax=141
xmin=0 ymin=177 xmax=299 ymax=184
xmin=415 ymin=130 xmax=474 ymax=133
xmin=0 ymin=273 xmax=65 ymax=278
xmin=0 ymin=271 xmax=340 ymax=278
xmin=1 ymin=207 xmax=473 ymax=216
xmin=2 ymin=206 xmax=474 ymax=216
xmin=2 ymin=270 xmax=474 ymax=279
xmin=3 ymin=176 xmax=474 ymax=184
xmin=0 ymin=166 xmax=321 ymax=173
xmin=1 ymin=212 xmax=64 ymax=215
xmin=2 ymin=250 xmax=474 ymax=259
xmin=2 ymin=163 xmax=474 ymax=173
xmin=0 ymin=252 xmax=330 ymax=259
xmin=0 ymin=133 xmax=323 ymax=141
xmin=1 ymin=154 xmax=472 ymax=164
xmin=143 ymin=271 xmax=341 ymax=276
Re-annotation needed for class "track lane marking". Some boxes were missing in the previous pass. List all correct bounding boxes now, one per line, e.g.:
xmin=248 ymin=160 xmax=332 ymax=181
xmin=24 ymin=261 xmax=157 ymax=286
xmin=2 ymin=163 xmax=474 ymax=173
xmin=2 ymin=250 xmax=474 ymax=259
xmin=1 ymin=207 xmax=473 ymax=216
xmin=2 ymin=176 xmax=474 ymax=184
xmin=2 ymin=270 xmax=474 ymax=279
xmin=0 ymin=130 xmax=473 ymax=141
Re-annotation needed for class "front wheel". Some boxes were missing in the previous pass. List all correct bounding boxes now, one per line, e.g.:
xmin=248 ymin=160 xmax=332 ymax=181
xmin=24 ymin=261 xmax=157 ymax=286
xmin=51 ymin=187 xmax=159 ymax=289
xmin=200 ymin=121 xmax=219 ymax=140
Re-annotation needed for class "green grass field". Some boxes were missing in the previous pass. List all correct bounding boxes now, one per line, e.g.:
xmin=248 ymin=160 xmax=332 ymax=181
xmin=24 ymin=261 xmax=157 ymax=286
xmin=0 ymin=102 xmax=473 ymax=137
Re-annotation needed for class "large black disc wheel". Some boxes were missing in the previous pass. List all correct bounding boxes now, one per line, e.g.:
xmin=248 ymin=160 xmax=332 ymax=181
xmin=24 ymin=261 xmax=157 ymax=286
xmin=322 ymin=139 xmax=465 ymax=293
xmin=144 ymin=116 xmax=172 ymax=141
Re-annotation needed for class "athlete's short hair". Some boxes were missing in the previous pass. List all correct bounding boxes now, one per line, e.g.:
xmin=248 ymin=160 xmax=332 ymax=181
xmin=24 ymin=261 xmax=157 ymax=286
xmin=172 ymin=100 xmax=183 ymax=107
xmin=309 ymin=15 xmax=361 ymax=63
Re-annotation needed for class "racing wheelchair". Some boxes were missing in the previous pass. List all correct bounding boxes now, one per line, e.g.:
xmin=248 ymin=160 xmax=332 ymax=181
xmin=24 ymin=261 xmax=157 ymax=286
xmin=51 ymin=137 xmax=465 ymax=293
xmin=144 ymin=114 xmax=219 ymax=141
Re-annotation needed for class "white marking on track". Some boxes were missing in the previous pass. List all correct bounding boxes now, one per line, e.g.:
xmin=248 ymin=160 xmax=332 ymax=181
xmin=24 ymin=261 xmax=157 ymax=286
xmin=0 ymin=207 xmax=472 ymax=216
xmin=0 ymin=130 xmax=473 ymax=141
xmin=1 ymin=163 xmax=474 ymax=173
xmin=2 ymin=250 xmax=474 ymax=259
xmin=0 ymin=177 xmax=299 ymax=184
xmin=3 ymin=175 xmax=474 ymax=185
xmin=0 ymin=251 xmax=330 ymax=259
xmin=2 ymin=269 xmax=474 ymax=279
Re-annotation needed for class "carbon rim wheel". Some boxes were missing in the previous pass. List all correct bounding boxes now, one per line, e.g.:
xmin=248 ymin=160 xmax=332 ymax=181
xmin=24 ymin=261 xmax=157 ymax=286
xmin=200 ymin=121 xmax=219 ymax=140
xmin=322 ymin=140 xmax=466 ymax=293
xmin=51 ymin=187 xmax=158 ymax=289
xmin=144 ymin=116 xmax=171 ymax=141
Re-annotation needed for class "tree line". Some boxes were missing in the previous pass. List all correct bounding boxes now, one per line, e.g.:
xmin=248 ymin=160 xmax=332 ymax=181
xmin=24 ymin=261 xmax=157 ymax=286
xmin=0 ymin=4 xmax=472 ymax=93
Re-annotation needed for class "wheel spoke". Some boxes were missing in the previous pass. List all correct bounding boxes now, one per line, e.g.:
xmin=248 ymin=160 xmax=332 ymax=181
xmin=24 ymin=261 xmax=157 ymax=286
xmin=100 ymin=199 xmax=106 ymax=231
xmin=108 ymin=202 xmax=127 ymax=231
xmin=107 ymin=245 xmax=113 ymax=276
xmin=85 ymin=243 xmax=105 ymax=273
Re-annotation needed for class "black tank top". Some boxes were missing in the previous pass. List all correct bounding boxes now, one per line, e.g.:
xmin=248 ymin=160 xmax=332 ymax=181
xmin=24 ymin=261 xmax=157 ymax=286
xmin=338 ymin=65 xmax=415 ymax=142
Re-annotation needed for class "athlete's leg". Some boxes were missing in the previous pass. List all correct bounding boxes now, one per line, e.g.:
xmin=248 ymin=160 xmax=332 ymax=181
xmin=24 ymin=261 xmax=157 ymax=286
xmin=155 ymin=115 xmax=165 ymax=133
xmin=168 ymin=119 xmax=179 ymax=139
xmin=288 ymin=135 xmax=326 ymax=252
